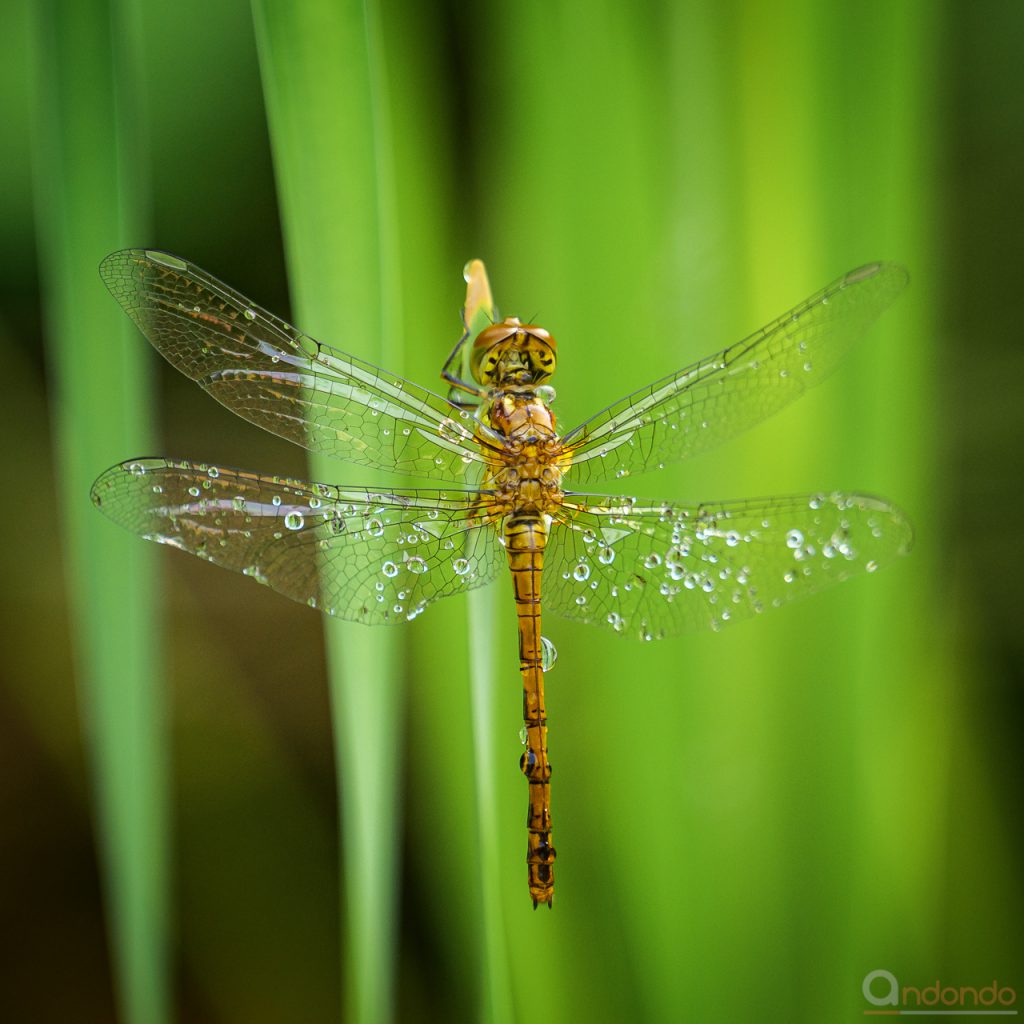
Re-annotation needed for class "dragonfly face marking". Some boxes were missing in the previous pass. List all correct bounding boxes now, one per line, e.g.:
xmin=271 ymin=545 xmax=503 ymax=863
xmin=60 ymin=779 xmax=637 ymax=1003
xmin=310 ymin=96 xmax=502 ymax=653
xmin=472 ymin=317 xmax=557 ymax=387
xmin=92 ymin=251 xmax=913 ymax=908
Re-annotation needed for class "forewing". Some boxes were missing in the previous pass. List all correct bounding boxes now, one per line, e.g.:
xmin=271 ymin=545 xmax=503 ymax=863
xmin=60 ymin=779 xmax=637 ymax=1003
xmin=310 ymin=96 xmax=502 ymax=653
xmin=100 ymin=250 xmax=497 ymax=483
xmin=560 ymin=263 xmax=908 ymax=486
xmin=544 ymin=491 xmax=913 ymax=639
xmin=90 ymin=458 xmax=505 ymax=623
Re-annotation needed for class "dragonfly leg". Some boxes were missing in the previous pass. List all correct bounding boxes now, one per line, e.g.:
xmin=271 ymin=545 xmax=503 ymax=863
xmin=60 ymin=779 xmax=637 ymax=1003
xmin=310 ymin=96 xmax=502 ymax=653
xmin=441 ymin=321 xmax=488 ymax=405
xmin=505 ymin=514 xmax=556 ymax=908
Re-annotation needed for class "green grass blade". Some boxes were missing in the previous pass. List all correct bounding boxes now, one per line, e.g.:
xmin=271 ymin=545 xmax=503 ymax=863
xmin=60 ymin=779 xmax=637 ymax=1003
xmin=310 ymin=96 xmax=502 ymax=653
xmin=474 ymin=2 xmax=946 ymax=1021
xmin=467 ymin=586 xmax=516 ymax=1024
xmin=461 ymin=262 xmax=515 ymax=1024
xmin=30 ymin=1 xmax=168 ymax=1021
xmin=251 ymin=2 xmax=402 ymax=1020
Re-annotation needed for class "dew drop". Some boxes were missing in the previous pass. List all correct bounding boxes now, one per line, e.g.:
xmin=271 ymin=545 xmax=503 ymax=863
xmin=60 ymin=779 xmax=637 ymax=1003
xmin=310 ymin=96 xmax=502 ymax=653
xmin=407 ymin=556 xmax=428 ymax=574
xmin=866 ymin=559 xmax=878 ymax=573
xmin=188 ymin=486 xmax=200 ymax=497
xmin=382 ymin=561 xmax=399 ymax=578
xmin=244 ymin=308 xmax=256 ymax=321
xmin=207 ymin=466 xmax=220 ymax=479
xmin=540 ymin=636 xmax=557 ymax=672
xmin=786 ymin=529 xmax=804 ymax=549
xmin=284 ymin=511 xmax=304 ymax=530
xmin=439 ymin=417 xmax=471 ymax=444
xmin=128 ymin=462 xmax=146 ymax=476
xmin=272 ymin=494 xmax=282 ymax=507
xmin=665 ymin=546 xmax=688 ymax=574
xmin=643 ymin=553 xmax=662 ymax=569
xmin=572 ymin=563 xmax=590 ymax=582
xmin=598 ymin=546 xmax=615 ymax=565
xmin=453 ymin=557 xmax=470 ymax=576
xmin=366 ymin=517 xmax=384 ymax=537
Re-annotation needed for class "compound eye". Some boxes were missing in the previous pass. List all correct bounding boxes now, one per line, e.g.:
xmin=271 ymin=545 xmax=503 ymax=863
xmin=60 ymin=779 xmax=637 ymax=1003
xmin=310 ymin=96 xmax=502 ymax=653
xmin=526 ymin=344 xmax=557 ymax=383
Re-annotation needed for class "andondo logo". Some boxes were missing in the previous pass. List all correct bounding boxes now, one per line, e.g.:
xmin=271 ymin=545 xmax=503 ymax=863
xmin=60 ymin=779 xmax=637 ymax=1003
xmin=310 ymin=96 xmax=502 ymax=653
xmin=863 ymin=969 xmax=1017 ymax=1016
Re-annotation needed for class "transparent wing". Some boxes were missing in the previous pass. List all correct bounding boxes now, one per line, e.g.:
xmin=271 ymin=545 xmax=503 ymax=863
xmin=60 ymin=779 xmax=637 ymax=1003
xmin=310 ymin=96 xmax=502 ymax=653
xmin=560 ymin=263 xmax=908 ymax=486
xmin=100 ymin=250 xmax=498 ymax=484
xmin=90 ymin=458 xmax=506 ymax=624
xmin=544 ymin=490 xmax=913 ymax=640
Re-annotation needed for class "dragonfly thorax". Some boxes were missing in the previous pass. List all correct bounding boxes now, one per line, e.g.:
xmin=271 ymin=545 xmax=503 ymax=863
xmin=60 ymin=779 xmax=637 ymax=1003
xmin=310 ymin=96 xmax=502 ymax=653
xmin=482 ymin=390 xmax=565 ymax=516
xmin=471 ymin=316 xmax=557 ymax=387
xmin=487 ymin=391 xmax=559 ymax=442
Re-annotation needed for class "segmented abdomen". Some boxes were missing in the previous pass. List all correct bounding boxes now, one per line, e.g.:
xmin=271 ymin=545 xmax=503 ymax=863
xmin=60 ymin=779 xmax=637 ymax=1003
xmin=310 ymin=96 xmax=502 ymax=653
xmin=504 ymin=513 xmax=556 ymax=907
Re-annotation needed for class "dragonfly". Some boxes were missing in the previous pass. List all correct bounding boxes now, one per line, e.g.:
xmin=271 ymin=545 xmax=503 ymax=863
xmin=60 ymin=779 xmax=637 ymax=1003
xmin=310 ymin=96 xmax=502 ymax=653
xmin=91 ymin=250 xmax=912 ymax=908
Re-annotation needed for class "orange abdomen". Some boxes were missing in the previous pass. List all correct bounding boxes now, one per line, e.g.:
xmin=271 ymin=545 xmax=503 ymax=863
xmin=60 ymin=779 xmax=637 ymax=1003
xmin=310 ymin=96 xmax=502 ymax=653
xmin=504 ymin=512 xmax=556 ymax=907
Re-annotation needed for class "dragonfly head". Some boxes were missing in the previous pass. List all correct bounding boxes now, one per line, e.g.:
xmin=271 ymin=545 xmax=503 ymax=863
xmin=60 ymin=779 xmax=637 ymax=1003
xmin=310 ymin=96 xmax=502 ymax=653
xmin=471 ymin=316 xmax=558 ymax=387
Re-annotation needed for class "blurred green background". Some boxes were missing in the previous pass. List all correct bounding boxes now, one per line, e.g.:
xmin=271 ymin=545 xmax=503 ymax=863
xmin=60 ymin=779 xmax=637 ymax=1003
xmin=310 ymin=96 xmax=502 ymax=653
xmin=2 ymin=0 xmax=1021 ymax=1022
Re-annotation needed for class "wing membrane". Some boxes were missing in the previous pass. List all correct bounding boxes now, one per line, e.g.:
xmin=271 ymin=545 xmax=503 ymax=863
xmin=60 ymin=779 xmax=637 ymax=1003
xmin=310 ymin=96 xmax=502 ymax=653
xmin=90 ymin=458 xmax=505 ymax=623
xmin=100 ymin=250 xmax=497 ymax=483
xmin=560 ymin=263 xmax=908 ymax=486
xmin=544 ymin=490 xmax=913 ymax=639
